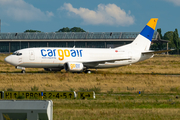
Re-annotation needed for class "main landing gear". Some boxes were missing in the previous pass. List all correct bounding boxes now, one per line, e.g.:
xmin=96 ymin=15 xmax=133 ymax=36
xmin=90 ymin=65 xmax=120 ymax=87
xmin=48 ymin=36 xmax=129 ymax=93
xmin=84 ymin=70 xmax=91 ymax=74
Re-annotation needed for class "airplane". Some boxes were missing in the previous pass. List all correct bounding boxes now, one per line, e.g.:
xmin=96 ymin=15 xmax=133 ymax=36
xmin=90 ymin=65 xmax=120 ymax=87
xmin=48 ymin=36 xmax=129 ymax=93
xmin=4 ymin=18 xmax=171 ymax=73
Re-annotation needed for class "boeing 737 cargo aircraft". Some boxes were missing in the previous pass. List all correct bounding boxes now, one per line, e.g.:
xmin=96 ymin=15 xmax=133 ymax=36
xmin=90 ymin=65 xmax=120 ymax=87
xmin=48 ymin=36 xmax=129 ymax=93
xmin=4 ymin=18 xmax=171 ymax=73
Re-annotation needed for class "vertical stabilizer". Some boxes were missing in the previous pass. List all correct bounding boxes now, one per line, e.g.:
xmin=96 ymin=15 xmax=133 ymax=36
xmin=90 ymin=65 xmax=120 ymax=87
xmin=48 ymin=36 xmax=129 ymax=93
xmin=131 ymin=18 xmax=158 ymax=51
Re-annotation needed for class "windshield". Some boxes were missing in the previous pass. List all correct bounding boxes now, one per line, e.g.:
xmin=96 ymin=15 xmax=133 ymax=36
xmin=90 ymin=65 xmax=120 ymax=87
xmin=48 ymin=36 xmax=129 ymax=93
xmin=12 ymin=52 xmax=22 ymax=56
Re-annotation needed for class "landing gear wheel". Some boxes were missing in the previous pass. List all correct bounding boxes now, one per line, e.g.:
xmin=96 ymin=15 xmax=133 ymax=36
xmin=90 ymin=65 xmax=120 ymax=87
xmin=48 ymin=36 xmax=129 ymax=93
xmin=21 ymin=70 xmax=25 ymax=73
xmin=85 ymin=70 xmax=91 ymax=74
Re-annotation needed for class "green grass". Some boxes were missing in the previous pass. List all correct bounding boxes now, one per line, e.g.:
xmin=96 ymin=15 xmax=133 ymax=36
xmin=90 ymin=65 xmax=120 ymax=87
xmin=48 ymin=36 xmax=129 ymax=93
xmin=52 ymin=94 xmax=180 ymax=119
xmin=2 ymin=93 xmax=179 ymax=119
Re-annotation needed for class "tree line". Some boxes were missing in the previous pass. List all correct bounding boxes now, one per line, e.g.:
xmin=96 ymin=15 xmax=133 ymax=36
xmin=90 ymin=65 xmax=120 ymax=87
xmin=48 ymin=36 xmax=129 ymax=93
xmin=24 ymin=27 xmax=86 ymax=33
xmin=151 ymin=28 xmax=180 ymax=54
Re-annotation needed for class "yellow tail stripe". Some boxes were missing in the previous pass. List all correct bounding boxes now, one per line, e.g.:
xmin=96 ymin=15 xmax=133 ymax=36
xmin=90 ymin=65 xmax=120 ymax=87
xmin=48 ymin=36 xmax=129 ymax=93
xmin=146 ymin=18 xmax=158 ymax=30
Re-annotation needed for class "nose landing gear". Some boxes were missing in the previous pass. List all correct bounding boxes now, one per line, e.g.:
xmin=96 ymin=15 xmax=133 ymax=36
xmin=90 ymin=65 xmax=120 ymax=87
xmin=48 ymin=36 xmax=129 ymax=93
xmin=16 ymin=66 xmax=25 ymax=73
xmin=21 ymin=70 xmax=26 ymax=73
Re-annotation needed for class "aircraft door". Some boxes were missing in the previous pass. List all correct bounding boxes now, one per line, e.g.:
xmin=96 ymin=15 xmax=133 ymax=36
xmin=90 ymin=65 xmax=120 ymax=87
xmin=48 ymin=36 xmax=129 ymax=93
xmin=29 ymin=50 xmax=35 ymax=60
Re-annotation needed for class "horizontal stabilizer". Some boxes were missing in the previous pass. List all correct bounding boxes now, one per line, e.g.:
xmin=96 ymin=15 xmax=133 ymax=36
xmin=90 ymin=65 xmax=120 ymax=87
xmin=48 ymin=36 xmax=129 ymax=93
xmin=142 ymin=49 xmax=174 ymax=54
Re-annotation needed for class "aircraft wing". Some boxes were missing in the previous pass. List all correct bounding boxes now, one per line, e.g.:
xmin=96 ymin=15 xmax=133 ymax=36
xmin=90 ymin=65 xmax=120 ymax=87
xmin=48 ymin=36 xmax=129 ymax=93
xmin=142 ymin=49 xmax=174 ymax=54
xmin=83 ymin=58 xmax=131 ymax=67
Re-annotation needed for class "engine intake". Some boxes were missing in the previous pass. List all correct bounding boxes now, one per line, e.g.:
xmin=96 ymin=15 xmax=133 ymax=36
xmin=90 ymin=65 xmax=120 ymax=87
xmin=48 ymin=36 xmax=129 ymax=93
xmin=64 ymin=62 xmax=84 ymax=72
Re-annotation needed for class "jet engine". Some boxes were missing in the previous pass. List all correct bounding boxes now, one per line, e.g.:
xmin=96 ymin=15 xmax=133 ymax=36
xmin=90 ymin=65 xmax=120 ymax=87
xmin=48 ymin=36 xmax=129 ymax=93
xmin=64 ymin=62 xmax=84 ymax=72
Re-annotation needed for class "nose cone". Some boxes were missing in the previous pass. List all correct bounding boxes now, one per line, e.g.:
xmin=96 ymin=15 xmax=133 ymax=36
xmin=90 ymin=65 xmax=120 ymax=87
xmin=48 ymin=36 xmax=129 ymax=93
xmin=4 ymin=56 xmax=12 ymax=64
xmin=5 ymin=55 xmax=19 ymax=66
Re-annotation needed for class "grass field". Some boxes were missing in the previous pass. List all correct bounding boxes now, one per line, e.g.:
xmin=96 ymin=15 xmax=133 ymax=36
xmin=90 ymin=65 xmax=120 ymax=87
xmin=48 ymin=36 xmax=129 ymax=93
xmin=0 ymin=54 xmax=180 ymax=119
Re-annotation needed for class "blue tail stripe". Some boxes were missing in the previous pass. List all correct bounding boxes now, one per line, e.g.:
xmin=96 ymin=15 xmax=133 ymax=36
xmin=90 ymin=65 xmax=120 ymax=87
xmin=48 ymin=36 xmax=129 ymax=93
xmin=140 ymin=25 xmax=154 ymax=41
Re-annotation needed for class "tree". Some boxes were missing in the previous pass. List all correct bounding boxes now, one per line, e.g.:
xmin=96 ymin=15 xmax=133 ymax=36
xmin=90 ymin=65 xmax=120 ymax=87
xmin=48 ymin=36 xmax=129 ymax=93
xmin=163 ymin=31 xmax=174 ymax=49
xmin=58 ymin=27 xmax=70 ymax=32
xmin=57 ymin=27 xmax=86 ymax=32
xmin=173 ymin=29 xmax=180 ymax=54
xmin=70 ymin=27 xmax=86 ymax=32
xmin=24 ymin=30 xmax=41 ymax=33
xmin=164 ymin=31 xmax=173 ymax=40
xmin=151 ymin=28 xmax=166 ymax=50
xmin=157 ymin=28 xmax=163 ymax=39
xmin=155 ymin=28 xmax=164 ymax=50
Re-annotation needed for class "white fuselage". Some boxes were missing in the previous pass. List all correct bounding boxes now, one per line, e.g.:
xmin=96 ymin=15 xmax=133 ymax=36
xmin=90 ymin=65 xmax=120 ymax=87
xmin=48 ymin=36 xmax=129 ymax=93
xmin=4 ymin=18 xmax=159 ymax=72
xmin=4 ymin=47 xmax=153 ymax=69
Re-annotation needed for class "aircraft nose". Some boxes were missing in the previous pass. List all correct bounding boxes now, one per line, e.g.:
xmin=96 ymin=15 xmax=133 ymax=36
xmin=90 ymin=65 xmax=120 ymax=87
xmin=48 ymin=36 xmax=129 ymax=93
xmin=4 ymin=56 xmax=12 ymax=64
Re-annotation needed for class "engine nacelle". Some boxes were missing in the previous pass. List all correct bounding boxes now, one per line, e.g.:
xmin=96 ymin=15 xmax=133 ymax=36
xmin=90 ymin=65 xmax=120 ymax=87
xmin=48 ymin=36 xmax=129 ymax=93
xmin=64 ymin=62 xmax=84 ymax=72
xmin=44 ymin=68 xmax=62 ymax=71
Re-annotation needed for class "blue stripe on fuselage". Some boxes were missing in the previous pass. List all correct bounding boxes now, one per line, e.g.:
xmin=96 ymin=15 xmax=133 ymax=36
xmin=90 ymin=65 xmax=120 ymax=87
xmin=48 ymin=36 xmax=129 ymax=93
xmin=140 ymin=25 xmax=154 ymax=41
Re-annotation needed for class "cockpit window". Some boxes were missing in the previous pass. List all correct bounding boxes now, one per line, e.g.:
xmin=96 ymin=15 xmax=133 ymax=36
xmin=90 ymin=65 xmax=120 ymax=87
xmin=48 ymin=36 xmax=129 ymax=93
xmin=12 ymin=52 xmax=16 ymax=55
xmin=12 ymin=52 xmax=22 ymax=56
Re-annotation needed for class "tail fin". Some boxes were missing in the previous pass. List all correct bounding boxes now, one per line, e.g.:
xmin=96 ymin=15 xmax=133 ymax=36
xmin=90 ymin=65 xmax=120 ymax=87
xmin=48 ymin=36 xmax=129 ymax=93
xmin=116 ymin=18 xmax=158 ymax=51
xmin=131 ymin=18 xmax=158 ymax=51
